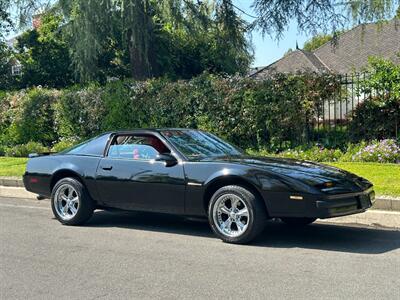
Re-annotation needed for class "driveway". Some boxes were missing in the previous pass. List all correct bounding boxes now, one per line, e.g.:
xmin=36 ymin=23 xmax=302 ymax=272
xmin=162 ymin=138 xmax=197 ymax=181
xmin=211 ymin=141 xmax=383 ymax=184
xmin=1 ymin=197 xmax=399 ymax=299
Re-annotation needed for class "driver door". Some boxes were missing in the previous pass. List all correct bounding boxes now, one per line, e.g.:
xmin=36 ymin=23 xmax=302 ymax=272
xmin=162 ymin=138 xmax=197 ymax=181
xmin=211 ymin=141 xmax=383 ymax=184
xmin=95 ymin=134 xmax=185 ymax=214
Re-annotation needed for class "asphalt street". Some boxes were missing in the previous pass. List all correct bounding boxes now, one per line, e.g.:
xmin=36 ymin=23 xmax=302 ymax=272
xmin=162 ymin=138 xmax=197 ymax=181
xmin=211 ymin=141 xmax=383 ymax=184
xmin=1 ymin=196 xmax=399 ymax=300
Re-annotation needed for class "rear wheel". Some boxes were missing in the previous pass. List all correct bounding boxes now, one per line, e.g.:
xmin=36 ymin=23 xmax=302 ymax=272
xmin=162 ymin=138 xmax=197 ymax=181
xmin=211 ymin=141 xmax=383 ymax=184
xmin=51 ymin=177 xmax=94 ymax=225
xmin=208 ymin=185 xmax=267 ymax=244
xmin=280 ymin=217 xmax=316 ymax=226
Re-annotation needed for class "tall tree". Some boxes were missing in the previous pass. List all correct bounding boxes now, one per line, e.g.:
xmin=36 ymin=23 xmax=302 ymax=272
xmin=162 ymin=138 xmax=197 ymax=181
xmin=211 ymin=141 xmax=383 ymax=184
xmin=15 ymin=11 xmax=74 ymax=87
xmin=123 ymin=0 xmax=155 ymax=79
xmin=59 ymin=0 xmax=252 ymax=81
xmin=0 ymin=0 xmax=14 ymax=40
xmin=214 ymin=0 xmax=253 ymax=74
xmin=6 ymin=0 xmax=398 ymax=82
xmin=1 ymin=1 xmax=53 ymax=32
xmin=0 ymin=40 xmax=14 ymax=89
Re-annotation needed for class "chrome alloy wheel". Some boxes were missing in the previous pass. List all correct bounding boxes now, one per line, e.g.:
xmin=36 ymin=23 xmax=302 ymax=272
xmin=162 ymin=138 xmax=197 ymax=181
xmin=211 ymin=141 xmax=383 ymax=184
xmin=212 ymin=193 xmax=249 ymax=238
xmin=54 ymin=184 xmax=80 ymax=220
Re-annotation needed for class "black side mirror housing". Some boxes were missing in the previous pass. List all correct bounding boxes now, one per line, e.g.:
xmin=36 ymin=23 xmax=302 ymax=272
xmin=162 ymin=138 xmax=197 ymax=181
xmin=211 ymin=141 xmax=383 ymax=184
xmin=155 ymin=153 xmax=178 ymax=167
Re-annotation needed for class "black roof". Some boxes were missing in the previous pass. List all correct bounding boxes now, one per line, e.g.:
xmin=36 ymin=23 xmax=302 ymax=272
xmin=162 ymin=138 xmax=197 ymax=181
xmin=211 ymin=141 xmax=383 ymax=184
xmin=109 ymin=128 xmax=196 ymax=134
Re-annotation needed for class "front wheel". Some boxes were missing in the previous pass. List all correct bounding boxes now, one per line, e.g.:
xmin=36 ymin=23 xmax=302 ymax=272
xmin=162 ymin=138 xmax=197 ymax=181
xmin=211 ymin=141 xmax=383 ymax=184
xmin=208 ymin=185 xmax=267 ymax=244
xmin=280 ymin=217 xmax=316 ymax=226
xmin=51 ymin=177 xmax=94 ymax=225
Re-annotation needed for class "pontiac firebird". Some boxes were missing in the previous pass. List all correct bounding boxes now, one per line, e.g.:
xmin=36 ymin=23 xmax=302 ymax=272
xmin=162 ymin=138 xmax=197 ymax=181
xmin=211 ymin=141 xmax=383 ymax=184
xmin=23 ymin=129 xmax=375 ymax=244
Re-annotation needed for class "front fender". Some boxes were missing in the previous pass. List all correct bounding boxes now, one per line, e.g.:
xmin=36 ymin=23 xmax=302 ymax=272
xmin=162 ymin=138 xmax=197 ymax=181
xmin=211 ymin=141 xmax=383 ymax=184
xmin=203 ymin=167 xmax=262 ymax=189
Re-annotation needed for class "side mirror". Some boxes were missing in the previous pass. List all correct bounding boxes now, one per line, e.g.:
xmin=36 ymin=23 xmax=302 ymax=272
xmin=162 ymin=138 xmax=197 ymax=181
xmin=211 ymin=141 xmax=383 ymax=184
xmin=155 ymin=153 xmax=178 ymax=167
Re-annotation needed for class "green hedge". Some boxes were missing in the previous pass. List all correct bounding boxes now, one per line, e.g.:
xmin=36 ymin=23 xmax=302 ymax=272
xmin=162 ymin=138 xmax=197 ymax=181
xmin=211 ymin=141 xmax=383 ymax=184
xmin=0 ymin=89 xmax=60 ymax=147
xmin=52 ymin=73 xmax=339 ymax=150
xmin=0 ymin=71 xmax=398 ymax=153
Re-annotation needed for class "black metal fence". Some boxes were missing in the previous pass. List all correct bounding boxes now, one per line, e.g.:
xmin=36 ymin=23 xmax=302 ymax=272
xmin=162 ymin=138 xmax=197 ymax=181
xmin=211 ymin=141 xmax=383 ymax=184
xmin=308 ymin=72 xmax=394 ymax=145
xmin=315 ymin=73 xmax=372 ymax=128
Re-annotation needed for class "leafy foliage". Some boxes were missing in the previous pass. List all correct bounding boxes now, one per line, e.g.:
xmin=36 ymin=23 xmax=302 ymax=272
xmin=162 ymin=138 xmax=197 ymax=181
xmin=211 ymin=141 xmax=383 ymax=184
xmin=48 ymin=73 xmax=340 ymax=150
xmin=3 ymin=1 xmax=399 ymax=86
xmin=0 ymin=0 xmax=14 ymax=40
xmin=4 ymin=141 xmax=48 ymax=157
xmin=349 ymin=57 xmax=400 ymax=141
xmin=0 ymin=41 xmax=15 ymax=89
xmin=59 ymin=0 xmax=252 ymax=81
xmin=2 ymin=88 xmax=59 ymax=146
xmin=54 ymin=84 xmax=105 ymax=139
xmin=14 ymin=12 xmax=74 ymax=88
xmin=1 ymin=58 xmax=398 ymax=154
xmin=252 ymin=0 xmax=399 ymax=38
xmin=51 ymin=137 xmax=78 ymax=152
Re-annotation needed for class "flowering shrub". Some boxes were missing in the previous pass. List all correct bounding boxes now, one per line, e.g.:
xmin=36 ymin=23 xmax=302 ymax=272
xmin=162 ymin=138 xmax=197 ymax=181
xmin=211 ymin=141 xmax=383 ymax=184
xmin=277 ymin=146 xmax=344 ymax=162
xmin=247 ymin=146 xmax=344 ymax=162
xmin=249 ymin=140 xmax=400 ymax=163
xmin=351 ymin=139 xmax=400 ymax=163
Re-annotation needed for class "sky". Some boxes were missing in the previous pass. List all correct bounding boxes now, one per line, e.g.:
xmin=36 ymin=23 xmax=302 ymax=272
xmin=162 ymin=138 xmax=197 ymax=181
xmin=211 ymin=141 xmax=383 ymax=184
xmin=234 ymin=0 xmax=311 ymax=67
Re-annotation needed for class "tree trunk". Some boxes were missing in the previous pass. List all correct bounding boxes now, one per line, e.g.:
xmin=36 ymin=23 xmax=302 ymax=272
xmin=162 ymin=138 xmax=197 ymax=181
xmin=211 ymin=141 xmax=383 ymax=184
xmin=128 ymin=28 xmax=147 ymax=80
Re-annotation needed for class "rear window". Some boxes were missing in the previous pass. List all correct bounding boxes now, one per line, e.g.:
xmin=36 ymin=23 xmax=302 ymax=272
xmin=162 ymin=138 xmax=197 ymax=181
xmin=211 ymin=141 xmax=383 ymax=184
xmin=62 ymin=134 xmax=110 ymax=157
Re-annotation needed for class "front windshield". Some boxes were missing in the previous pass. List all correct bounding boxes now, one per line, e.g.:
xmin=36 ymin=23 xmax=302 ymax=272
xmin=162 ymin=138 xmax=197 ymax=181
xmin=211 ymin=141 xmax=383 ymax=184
xmin=161 ymin=130 xmax=242 ymax=160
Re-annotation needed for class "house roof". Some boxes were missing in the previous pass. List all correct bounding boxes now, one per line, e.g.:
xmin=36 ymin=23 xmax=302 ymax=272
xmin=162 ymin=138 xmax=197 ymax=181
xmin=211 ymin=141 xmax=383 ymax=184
xmin=314 ymin=21 xmax=400 ymax=74
xmin=251 ymin=19 xmax=400 ymax=78
xmin=250 ymin=49 xmax=329 ymax=78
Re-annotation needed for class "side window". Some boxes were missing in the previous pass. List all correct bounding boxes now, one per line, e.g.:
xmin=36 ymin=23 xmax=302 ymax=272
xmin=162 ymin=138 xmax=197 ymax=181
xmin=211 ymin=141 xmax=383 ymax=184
xmin=108 ymin=135 xmax=169 ymax=160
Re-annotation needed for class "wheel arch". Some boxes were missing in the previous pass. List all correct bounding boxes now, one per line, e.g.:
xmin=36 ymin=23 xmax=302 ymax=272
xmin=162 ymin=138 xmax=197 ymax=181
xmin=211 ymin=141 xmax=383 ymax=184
xmin=203 ymin=175 xmax=269 ymax=217
xmin=50 ymin=169 xmax=86 ymax=192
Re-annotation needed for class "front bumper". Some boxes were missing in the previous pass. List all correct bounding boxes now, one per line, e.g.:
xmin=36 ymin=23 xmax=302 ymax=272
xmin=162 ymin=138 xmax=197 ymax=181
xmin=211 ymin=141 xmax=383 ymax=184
xmin=264 ymin=187 xmax=375 ymax=219
xmin=316 ymin=187 xmax=375 ymax=218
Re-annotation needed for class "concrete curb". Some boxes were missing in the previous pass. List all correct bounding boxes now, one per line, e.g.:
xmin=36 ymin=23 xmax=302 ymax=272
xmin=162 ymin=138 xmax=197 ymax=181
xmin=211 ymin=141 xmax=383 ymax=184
xmin=372 ymin=197 xmax=400 ymax=211
xmin=1 ymin=179 xmax=399 ymax=212
xmin=0 ymin=177 xmax=24 ymax=187
xmin=318 ymin=210 xmax=400 ymax=229
xmin=0 ymin=185 xmax=38 ymax=199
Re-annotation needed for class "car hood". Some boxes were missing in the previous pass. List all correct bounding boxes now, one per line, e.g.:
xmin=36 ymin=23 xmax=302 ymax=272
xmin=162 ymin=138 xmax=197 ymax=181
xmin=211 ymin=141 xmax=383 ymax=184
xmin=209 ymin=155 xmax=372 ymax=192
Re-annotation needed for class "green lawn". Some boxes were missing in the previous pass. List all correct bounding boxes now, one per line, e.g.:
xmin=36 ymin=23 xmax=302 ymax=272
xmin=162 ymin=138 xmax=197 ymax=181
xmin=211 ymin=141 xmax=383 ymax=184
xmin=0 ymin=157 xmax=28 ymax=177
xmin=0 ymin=157 xmax=399 ymax=197
xmin=329 ymin=162 xmax=400 ymax=198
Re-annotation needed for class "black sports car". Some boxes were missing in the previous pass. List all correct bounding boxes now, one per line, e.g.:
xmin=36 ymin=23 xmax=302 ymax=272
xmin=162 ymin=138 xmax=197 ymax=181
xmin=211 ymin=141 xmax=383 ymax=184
xmin=24 ymin=129 xmax=375 ymax=244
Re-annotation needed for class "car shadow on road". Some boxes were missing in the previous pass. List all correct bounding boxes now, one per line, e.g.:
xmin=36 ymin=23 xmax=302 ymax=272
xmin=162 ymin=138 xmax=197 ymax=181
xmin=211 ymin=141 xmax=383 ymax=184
xmin=86 ymin=210 xmax=400 ymax=255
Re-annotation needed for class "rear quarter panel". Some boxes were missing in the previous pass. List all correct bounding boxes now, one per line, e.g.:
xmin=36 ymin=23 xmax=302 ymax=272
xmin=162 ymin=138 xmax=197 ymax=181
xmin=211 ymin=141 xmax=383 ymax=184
xmin=24 ymin=155 xmax=101 ymax=200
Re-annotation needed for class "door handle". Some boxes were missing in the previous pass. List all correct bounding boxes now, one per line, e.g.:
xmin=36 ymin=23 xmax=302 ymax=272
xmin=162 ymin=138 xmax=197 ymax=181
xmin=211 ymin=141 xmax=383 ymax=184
xmin=101 ymin=165 xmax=113 ymax=171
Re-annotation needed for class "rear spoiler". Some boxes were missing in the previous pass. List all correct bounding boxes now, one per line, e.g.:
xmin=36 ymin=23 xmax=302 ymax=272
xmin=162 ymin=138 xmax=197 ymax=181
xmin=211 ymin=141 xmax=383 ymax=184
xmin=28 ymin=152 xmax=55 ymax=158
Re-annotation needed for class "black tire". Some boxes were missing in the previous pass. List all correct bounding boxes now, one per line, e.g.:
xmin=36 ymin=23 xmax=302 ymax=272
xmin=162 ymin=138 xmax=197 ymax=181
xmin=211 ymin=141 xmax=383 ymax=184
xmin=280 ymin=217 xmax=316 ymax=226
xmin=208 ymin=185 xmax=267 ymax=244
xmin=51 ymin=177 xmax=94 ymax=225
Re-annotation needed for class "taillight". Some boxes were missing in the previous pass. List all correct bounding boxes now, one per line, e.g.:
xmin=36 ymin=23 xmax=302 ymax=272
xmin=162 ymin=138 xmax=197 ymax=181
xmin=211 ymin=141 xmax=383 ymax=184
xmin=30 ymin=177 xmax=39 ymax=183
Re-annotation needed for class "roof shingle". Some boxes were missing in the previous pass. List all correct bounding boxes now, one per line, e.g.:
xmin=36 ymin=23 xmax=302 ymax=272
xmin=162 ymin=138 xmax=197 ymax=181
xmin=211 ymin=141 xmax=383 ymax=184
xmin=251 ymin=20 xmax=400 ymax=79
